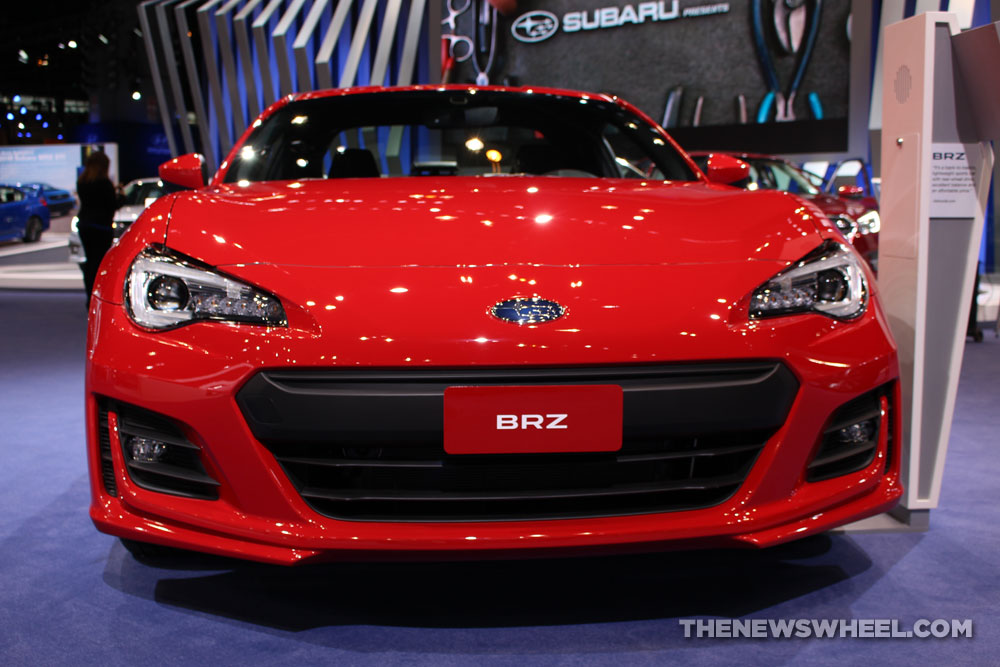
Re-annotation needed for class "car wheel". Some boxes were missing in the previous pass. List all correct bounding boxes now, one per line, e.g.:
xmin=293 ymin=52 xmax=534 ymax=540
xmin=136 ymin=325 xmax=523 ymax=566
xmin=23 ymin=216 xmax=43 ymax=243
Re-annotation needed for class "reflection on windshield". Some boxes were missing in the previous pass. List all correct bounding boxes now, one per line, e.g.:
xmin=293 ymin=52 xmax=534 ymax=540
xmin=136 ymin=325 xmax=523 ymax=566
xmin=223 ymin=90 xmax=697 ymax=184
xmin=749 ymin=160 xmax=821 ymax=196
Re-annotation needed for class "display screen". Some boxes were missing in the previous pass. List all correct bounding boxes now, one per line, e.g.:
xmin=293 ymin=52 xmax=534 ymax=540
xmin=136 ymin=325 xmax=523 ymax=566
xmin=443 ymin=0 xmax=855 ymax=154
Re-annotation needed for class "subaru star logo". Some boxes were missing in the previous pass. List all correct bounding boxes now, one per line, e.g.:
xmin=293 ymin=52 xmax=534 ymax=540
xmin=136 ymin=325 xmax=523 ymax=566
xmin=511 ymin=11 xmax=559 ymax=43
xmin=491 ymin=297 xmax=566 ymax=325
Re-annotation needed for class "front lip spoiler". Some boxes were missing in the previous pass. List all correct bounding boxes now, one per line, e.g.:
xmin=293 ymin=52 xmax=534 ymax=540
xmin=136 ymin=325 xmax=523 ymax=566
xmin=90 ymin=468 xmax=901 ymax=566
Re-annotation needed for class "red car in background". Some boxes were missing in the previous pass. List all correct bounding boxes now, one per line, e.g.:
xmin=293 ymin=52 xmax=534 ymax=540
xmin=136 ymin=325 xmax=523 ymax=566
xmin=86 ymin=86 xmax=900 ymax=565
xmin=691 ymin=153 xmax=881 ymax=271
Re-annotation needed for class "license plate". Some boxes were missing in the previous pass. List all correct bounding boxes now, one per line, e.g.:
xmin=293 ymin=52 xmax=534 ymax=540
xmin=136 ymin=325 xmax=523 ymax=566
xmin=444 ymin=384 xmax=623 ymax=455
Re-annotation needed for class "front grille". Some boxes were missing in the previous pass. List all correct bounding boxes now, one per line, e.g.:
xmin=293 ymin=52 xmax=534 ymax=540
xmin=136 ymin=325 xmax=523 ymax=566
xmin=237 ymin=362 xmax=799 ymax=521
xmin=97 ymin=403 xmax=117 ymax=497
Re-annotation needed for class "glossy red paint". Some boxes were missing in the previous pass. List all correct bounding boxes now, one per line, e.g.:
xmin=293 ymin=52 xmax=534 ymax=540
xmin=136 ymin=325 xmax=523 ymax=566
xmin=703 ymin=154 xmax=751 ymax=185
xmin=86 ymin=86 xmax=902 ymax=564
xmin=690 ymin=151 xmax=880 ymax=269
xmin=158 ymin=153 xmax=207 ymax=190
xmin=162 ymin=178 xmax=821 ymax=269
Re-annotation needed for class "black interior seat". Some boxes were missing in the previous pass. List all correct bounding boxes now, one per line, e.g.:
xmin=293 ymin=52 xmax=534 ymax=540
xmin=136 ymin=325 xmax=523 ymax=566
xmin=328 ymin=148 xmax=381 ymax=178
xmin=515 ymin=144 xmax=565 ymax=175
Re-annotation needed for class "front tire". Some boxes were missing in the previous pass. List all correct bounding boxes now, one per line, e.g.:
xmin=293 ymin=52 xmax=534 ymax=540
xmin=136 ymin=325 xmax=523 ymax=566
xmin=23 ymin=216 xmax=43 ymax=243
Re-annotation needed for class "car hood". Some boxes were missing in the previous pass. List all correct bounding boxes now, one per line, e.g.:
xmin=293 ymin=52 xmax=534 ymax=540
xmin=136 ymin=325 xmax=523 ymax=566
xmin=165 ymin=177 xmax=827 ymax=268
xmin=802 ymin=192 xmax=872 ymax=219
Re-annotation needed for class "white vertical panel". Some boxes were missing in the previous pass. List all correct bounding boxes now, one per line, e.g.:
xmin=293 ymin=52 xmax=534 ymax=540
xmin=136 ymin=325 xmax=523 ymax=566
xmin=370 ymin=0 xmax=403 ymax=87
xmin=273 ymin=0 xmax=310 ymax=97
xmin=870 ymin=0 xmax=908 ymax=131
xmin=197 ymin=0 xmax=233 ymax=153
xmin=156 ymin=0 xmax=197 ymax=153
xmin=396 ymin=0 xmax=427 ymax=86
xmin=215 ymin=0 xmax=248 ymax=133
xmin=176 ymin=0 xmax=218 ymax=165
xmin=339 ymin=0 xmax=380 ymax=87
xmin=881 ymin=12 xmax=995 ymax=511
xmin=293 ymin=0 xmax=332 ymax=92
xmin=234 ymin=0 xmax=266 ymax=119
xmin=314 ymin=0 xmax=356 ymax=90
xmin=138 ymin=1 xmax=180 ymax=156
xmin=251 ymin=0 xmax=286 ymax=108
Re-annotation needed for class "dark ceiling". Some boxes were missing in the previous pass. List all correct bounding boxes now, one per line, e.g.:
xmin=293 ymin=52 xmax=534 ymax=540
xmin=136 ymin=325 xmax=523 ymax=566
xmin=0 ymin=1 xmax=146 ymax=100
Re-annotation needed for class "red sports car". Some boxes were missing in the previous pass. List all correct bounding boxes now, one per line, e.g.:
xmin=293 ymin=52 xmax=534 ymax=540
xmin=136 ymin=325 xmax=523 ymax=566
xmin=690 ymin=152 xmax=881 ymax=271
xmin=86 ymin=86 xmax=901 ymax=565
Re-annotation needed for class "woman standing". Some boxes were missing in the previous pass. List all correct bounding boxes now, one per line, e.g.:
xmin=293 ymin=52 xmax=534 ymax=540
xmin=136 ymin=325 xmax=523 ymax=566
xmin=76 ymin=151 xmax=117 ymax=305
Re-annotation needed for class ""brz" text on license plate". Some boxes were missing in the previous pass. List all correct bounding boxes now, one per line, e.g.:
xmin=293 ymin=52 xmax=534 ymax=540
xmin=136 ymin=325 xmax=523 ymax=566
xmin=444 ymin=384 xmax=623 ymax=455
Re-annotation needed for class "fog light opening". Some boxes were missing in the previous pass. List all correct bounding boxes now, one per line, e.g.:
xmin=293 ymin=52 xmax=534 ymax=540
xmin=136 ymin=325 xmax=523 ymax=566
xmin=835 ymin=419 xmax=876 ymax=445
xmin=128 ymin=436 xmax=168 ymax=463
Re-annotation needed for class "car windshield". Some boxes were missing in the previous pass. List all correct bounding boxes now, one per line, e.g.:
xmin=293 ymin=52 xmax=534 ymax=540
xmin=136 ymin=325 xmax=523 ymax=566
xmin=222 ymin=90 xmax=698 ymax=184
xmin=121 ymin=180 xmax=167 ymax=207
xmin=748 ymin=159 xmax=822 ymax=195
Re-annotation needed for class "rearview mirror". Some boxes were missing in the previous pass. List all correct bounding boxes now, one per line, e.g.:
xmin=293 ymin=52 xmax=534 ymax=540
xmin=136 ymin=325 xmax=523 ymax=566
xmin=703 ymin=154 xmax=750 ymax=185
xmin=159 ymin=153 xmax=207 ymax=190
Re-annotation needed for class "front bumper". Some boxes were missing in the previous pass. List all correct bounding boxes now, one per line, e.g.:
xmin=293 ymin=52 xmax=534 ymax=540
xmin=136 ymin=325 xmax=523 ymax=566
xmin=86 ymin=297 xmax=902 ymax=565
xmin=87 ymin=298 xmax=902 ymax=564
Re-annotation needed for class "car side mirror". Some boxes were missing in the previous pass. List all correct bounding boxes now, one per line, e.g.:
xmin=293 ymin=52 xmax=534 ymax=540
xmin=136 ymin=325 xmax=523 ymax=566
xmin=704 ymin=154 xmax=750 ymax=185
xmin=159 ymin=153 xmax=207 ymax=189
xmin=837 ymin=184 xmax=865 ymax=199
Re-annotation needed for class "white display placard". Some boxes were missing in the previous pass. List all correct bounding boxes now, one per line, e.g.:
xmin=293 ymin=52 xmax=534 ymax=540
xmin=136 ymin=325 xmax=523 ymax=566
xmin=929 ymin=143 xmax=980 ymax=217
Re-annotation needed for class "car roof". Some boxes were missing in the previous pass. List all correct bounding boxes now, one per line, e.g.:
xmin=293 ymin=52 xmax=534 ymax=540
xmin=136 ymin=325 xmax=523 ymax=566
xmin=293 ymin=84 xmax=619 ymax=105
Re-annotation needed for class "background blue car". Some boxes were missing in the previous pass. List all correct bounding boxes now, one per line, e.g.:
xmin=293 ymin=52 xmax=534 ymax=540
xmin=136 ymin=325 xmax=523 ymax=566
xmin=0 ymin=184 xmax=50 ymax=243
xmin=19 ymin=182 xmax=76 ymax=217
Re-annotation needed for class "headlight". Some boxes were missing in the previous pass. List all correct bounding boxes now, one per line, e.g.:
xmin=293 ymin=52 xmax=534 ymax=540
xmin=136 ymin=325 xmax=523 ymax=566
xmin=70 ymin=216 xmax=79 ymax=233
xmin=126 ymin=247 xmax=286 ymax=329
xmin=857 ymin=210 xmax=880 ymax=234
xmin=830 ymin=214 xmax=858 ymax=239
xmin=750 ymin=241 xmax=868 ymax=320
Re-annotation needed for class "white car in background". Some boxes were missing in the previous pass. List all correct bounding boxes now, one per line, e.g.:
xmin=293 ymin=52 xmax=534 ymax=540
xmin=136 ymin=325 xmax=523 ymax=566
xmin=69 ymin=178 xmax=168 ymax=263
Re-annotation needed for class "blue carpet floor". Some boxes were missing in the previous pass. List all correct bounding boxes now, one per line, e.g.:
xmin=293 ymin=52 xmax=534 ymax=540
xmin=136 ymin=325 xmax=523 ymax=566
xmin=1 ymin=289 xmax=998 ymax=666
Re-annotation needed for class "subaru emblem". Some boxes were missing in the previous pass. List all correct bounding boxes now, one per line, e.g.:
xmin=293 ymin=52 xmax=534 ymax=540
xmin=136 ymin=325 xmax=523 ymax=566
xmin=491 ymin=297 xmax=566 ymax=325
xmin=511 ymin=11 xmax=560 ymax=43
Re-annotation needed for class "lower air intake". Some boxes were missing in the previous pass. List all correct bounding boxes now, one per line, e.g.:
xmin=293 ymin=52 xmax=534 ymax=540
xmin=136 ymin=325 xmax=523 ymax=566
xmin=807 ymin=386 xmax=891 ymax=482
xmin=109 ymin=400 xmax=220 ymax=501
xmin=238 ymin=362 xmax=799 ymax=521
xmin=97 ymin=403 xmax=117 ymax=497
